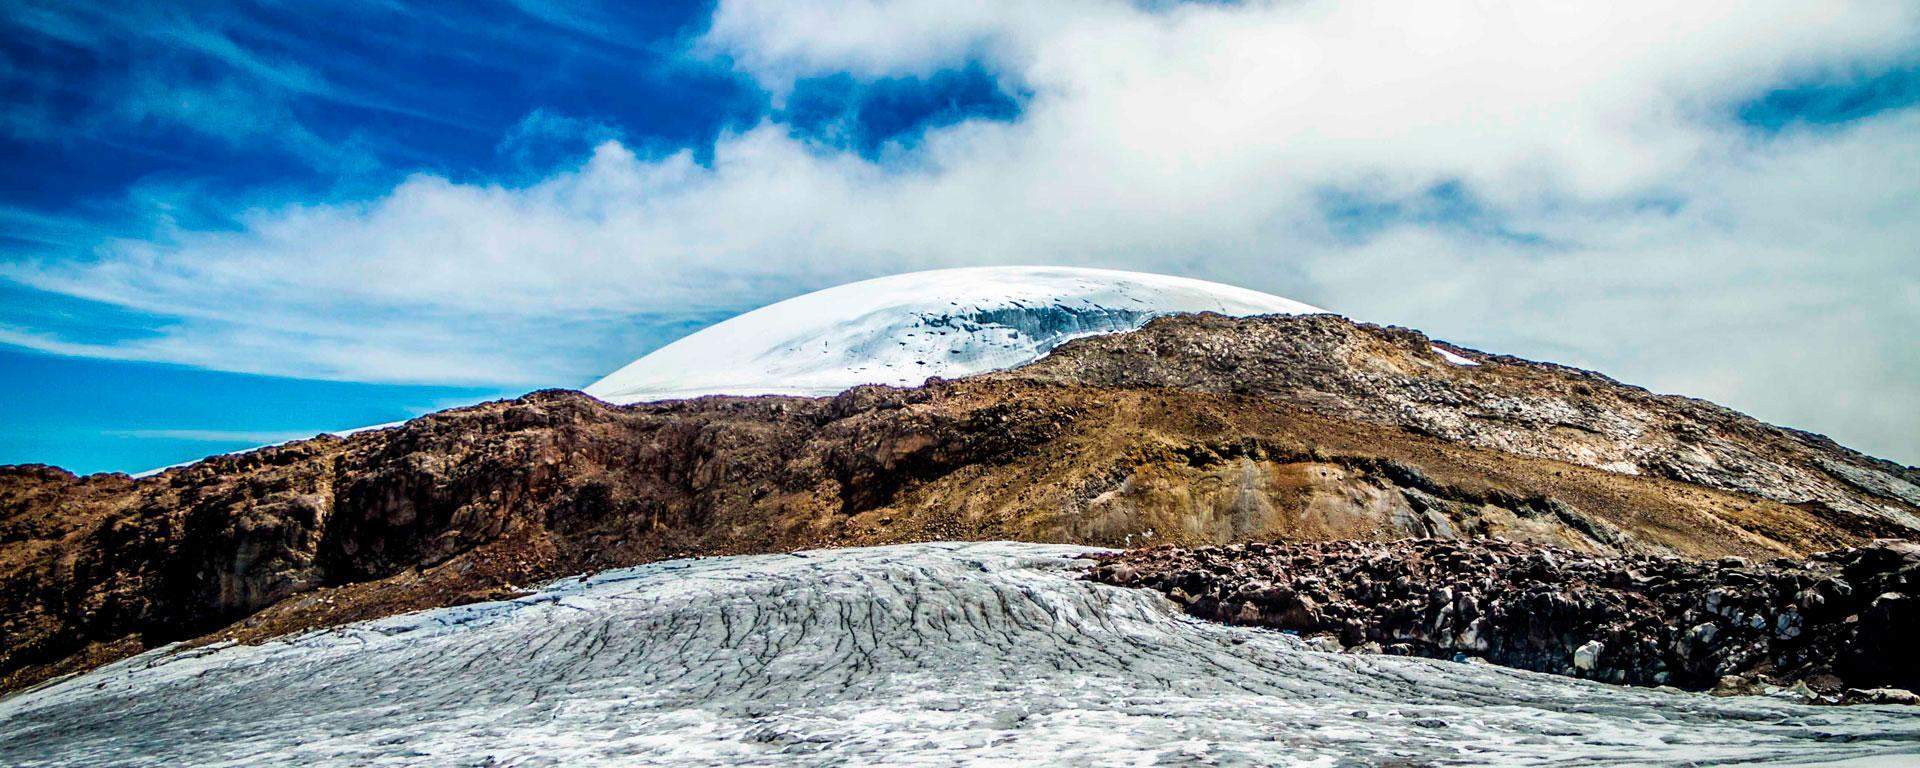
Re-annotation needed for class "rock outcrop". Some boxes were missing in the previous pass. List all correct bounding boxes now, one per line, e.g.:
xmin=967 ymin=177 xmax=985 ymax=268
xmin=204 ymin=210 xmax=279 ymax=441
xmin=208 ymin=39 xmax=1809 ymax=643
xmin=1086 ymin=538 xmax=1920 ymax=699
xmin=3 ymin=313 xmax=1914 ymax=694
xmin=1001 ymin=314 xmax=1920 ymax=534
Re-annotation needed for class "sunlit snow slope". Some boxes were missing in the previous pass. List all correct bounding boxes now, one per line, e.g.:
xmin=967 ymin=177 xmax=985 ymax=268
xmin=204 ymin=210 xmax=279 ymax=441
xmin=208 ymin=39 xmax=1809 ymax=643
xmin=3 ymin=543 xmax=1915 ymax=767
xmin=586 ymin=266 xmax=1323 ymax=403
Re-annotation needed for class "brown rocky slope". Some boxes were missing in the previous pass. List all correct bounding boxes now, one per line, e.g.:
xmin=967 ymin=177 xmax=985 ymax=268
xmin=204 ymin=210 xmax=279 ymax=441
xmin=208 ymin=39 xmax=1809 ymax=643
xmin=3 ymin=313 xmax=1915 ymax=694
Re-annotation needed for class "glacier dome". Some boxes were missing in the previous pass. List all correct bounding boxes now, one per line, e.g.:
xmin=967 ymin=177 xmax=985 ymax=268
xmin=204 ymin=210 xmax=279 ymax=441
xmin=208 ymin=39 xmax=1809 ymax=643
xmin=585 ymin=266 xmax=1324 ymax=404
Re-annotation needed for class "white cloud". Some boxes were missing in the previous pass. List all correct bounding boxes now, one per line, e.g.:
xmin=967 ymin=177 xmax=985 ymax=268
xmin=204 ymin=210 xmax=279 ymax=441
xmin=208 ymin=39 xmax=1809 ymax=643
xmin=6 ymin=0 xmax=1919 ymax=461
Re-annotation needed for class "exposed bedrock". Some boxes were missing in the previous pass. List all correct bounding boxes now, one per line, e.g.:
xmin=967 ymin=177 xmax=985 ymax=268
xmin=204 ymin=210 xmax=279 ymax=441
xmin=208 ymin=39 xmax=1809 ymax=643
xmin=1001 ymin=313 xmax=1920 ymax=534
xmin=1087 ymin=538 xmax=1920 ymax=700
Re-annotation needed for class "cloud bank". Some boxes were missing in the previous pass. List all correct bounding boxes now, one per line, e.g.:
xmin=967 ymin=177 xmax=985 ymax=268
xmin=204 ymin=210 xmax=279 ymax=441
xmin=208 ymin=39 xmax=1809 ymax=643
xmin=5 ymin=0 xmax=1919 ymax=462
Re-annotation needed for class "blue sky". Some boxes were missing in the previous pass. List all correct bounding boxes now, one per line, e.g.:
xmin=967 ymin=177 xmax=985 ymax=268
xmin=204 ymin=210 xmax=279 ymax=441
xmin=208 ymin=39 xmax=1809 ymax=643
xmin=0 ymin=0 xmax=1017 ymax=472
xmin=3 ymin=0 xmax=1919 ymax=473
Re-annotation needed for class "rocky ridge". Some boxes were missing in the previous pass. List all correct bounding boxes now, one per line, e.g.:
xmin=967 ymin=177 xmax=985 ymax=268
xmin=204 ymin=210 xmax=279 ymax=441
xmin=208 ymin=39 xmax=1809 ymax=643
xmin=2 ymin=313 xmax=1914 ymax=694
xmin=1000 ymin=313 xmax=1920 ymax=533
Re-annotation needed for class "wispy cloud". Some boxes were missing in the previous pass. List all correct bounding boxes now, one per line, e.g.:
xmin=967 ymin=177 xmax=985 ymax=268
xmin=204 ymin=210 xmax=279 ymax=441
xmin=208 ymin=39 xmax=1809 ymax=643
xmin=0 ymin=0 xmax=609 ymax=172
xmin=107 ymin=428 xmax=323 ymax=444
xmin=3 ymin=0 xmax=1919 ymax=463
xmin=4 ymin=1 xmax=359 ymax=169
xmin=495 ymin=109 xmax=627 ymax=173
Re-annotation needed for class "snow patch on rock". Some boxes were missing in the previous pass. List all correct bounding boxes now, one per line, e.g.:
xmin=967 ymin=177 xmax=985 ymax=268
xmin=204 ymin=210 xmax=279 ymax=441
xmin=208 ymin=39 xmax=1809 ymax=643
xmin=1433 ymin=345 xmax=1480 ymax=366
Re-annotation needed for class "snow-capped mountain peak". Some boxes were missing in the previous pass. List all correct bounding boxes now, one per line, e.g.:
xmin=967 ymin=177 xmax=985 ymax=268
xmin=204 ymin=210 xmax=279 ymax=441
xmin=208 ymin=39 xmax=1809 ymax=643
xmin=585 ymin=266 xmax=1323 ymax=404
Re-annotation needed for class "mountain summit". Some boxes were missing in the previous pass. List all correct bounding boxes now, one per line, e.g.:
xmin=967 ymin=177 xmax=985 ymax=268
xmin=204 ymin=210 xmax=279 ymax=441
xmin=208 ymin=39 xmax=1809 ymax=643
xmin=586 ymin=266 xmax=1322 ymax=402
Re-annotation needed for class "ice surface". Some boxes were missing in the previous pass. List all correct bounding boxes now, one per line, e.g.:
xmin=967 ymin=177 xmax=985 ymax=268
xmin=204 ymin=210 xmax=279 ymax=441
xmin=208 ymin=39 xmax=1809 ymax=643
xmin=585 ymin=266 xmax=1324 ymax=403
xmin=3 ymin=542 xmax=1916 ymax=767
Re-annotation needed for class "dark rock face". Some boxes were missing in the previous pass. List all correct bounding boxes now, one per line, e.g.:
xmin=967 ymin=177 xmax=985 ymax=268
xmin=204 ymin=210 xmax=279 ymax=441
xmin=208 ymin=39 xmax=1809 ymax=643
xmin=1087 ymin=538 xmax=1920 ymax=698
